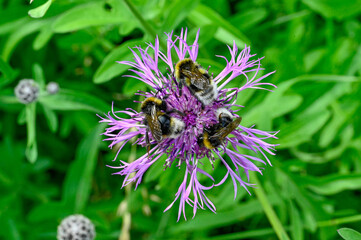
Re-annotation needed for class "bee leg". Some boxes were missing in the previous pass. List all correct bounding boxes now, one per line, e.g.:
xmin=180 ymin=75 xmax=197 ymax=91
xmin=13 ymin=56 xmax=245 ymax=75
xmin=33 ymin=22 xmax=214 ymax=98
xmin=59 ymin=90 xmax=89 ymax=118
xmin=145 ymin=129 xmax=151 ymax=159
xmin=163 ymin=94 xmax=170 ymax=100
xmin=178 ymin=81 xmax=183 ymax=97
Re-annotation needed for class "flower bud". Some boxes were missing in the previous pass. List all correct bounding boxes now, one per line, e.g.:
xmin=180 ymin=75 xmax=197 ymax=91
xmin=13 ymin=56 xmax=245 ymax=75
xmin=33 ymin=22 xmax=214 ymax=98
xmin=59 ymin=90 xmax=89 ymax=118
xmin=14 ymin=79 xmax=39 ymax=104
xmin=46 ymin=81 xmax=59 ymax=94
xmin=57 ymin=214 xmax=95 ymax=240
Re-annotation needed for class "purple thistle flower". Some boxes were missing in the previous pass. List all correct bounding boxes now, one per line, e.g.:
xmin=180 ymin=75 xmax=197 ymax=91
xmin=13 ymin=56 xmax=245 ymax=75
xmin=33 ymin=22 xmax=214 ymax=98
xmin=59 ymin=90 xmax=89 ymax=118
xmin=99 ymin=29 xmax=278 ymax=220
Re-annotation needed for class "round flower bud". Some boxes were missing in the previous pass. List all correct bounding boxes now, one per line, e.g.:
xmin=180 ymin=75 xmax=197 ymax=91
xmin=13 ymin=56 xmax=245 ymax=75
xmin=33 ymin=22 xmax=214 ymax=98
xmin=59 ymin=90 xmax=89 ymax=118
xmin=46 ymin=81 xmax=59 ymax=95
xmin=57 ymin=214 xmax=95 ymax=240
xmin=14 ymin=79 xmax=39 ymax=104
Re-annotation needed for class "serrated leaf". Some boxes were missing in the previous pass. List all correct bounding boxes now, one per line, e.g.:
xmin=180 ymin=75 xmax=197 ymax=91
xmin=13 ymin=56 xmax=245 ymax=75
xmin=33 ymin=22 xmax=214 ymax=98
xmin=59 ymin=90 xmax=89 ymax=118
xmin=28 ymin=0 xmax=52 ymax=18
xmin=93 ymin=39 xmax=144 ymax=84
xmin=39 ymin=89 xmax=109 ymax=113
xmin=338 ymin=228 xmax=361 ymax=240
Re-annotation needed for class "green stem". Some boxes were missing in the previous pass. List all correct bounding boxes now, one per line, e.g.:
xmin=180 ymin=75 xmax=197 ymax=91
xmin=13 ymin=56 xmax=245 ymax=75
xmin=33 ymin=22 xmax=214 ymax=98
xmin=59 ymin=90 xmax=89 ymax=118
xmin=318 ymin=214 xmax=361 ymax=227
xmin=123 ymin=0 xmax=167 ymax=50
xmin=251 ymin=172 xmax=290 ymax=240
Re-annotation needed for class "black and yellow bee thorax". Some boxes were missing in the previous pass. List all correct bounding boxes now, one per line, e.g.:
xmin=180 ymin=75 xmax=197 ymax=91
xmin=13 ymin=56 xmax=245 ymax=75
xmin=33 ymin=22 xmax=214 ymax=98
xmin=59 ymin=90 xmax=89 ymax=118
xmin=141 ymin=97 xmax=167 ymax=114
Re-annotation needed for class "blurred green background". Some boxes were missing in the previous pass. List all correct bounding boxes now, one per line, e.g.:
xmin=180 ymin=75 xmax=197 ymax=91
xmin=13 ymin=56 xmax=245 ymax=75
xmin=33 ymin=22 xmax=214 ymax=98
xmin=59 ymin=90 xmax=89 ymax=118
xmin=1 ymin=0 xmax=361 ymax=239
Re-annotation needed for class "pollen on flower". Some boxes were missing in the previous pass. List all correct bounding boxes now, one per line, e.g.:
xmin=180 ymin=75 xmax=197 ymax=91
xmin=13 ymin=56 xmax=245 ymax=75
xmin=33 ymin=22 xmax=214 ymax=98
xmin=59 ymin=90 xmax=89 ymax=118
xmin=99 ymin=29 xmax=278 ymax=220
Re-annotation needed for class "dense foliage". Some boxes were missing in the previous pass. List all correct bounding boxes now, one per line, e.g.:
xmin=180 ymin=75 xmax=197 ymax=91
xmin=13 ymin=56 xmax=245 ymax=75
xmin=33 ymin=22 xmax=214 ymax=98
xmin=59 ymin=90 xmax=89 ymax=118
xmin=0 ymin=0 xmax=361 ymax=239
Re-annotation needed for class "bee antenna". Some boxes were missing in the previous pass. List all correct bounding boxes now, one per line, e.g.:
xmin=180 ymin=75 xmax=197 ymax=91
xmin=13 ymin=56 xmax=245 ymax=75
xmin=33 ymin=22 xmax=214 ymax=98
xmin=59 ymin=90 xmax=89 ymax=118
xmin=207 ymin=65 xmax=211 ymax=71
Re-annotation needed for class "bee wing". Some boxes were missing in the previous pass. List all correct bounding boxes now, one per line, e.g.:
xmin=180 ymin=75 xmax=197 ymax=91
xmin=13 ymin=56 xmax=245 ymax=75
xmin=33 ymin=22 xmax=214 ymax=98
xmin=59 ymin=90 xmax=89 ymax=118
xmin=145 ymin=106 xmax=163 ymax=142
xmin=212 ymin=116 xmax=242 ymax=140
xmin=182 ymin=70 xmax=209 ymax=89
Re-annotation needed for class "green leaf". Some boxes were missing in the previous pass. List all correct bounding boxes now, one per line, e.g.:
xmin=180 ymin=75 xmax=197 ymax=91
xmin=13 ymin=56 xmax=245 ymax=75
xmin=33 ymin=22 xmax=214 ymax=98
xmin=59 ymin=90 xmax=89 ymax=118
xmin=0 ymin=59 xmax=15 ymax=81
xmin=32 ymin=63 xmax=45 ymax=88
xmin=170 ymin=199 xmax=273 ymax=232
xmin=244 ymin=94 xmax=302 ymax=127
xmin=304 ymin=48 xmax=326 ymax=72
xmin=338 ymin=228 xmax=361 ymax=240
xmin=278 ymin=110 xmax=331 ymax=149
xmin=188 ymin=4 xmax=250 ymax=46
xmin=291 ymin=125 xmax=354 ymax=163
xmin=0 ymin=18 xmax=28 ymax=35
xmin=39 ymin=89 xmax=109 ymax=113
xmin=41 ymin=103 xmax=58 ymax=132
xmin=203 ymin=228 xmax=279 ymax=240
xmin=123 ymin=78 xmax=147 ymax=96
xmin=62 ymin=124 xmax=104 ymax=212
xmin=319 ymin=102 xmax=358 ymax=147
xmin=290 ymin=201 xmax=304 ymax=240
xmin=231 ymin=8 xmax=268 ymax=30
xmin=143 ymin=155 xmax=166 ymax=183
xmin=162 ymin=0 xmax=200 ymax=31
xmin=1 ymin=20 xmax=49 ymax=61
xmin=28 ymin=0 xmax=52 ymax=18
xmin=17 ymin=107 xmax=26 ymax=125
xmin=2 ymin=218 xmax=21 ymax=240
xmin=93 ymin=39 xmax=144 ymax=84
xmin=300 ymin=82 xmax=351 ymax=116
xmin=52 ymin=0 xmax=132 ymax=33
xmin=25 ymin=103 xmax=37 ymax=163
xmin=33 ymin=24 xmax=53 ymax=50
xmin=306 ymin=174 xmax=361 ymax=195
xmin=0 ymin=59 xmax=18 ymax=89
xmin=28 ymin=201 xmax=68 ymax=222
xmin=302 ymin=0 xmax=361 ymax=20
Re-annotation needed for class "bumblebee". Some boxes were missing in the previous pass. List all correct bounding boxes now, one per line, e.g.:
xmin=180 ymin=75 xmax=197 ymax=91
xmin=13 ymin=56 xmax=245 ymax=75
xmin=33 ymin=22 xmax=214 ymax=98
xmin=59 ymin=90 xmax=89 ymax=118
xmin=141 ymin=97 xmax=185 ymax=143
xmin=216 ymin=107 xmax=234 ymax=127
xmin=198 ymin=108 xmax=242 ymax=150
xmin=175 ymin=58 xmax=218 ymax=106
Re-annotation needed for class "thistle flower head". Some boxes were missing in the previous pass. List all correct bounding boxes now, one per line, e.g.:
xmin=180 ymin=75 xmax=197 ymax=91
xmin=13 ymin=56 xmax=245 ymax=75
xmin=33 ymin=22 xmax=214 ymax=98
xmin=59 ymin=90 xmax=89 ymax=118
xmin=57 ymin=214 xmax=95 ymax=240
xmin=14 ymin=79 xmax=39 ymax=104
xmin=99 ymin=29 xmax=278 ymax=220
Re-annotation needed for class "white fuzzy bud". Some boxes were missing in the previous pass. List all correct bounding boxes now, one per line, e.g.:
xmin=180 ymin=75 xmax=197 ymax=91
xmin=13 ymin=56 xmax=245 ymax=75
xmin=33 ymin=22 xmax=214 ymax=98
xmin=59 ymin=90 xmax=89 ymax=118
xmin=46 ymin=81 xmax=59 ymax=94
xmin=14 ymin=79 xmax=39 ymax=104
xmin=57 ymin=214 xmax=95 ymax=240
